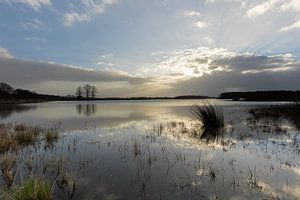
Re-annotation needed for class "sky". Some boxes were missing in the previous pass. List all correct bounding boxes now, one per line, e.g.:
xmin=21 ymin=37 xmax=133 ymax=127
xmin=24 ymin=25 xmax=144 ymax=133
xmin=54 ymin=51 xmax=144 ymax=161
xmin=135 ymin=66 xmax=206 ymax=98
xmin=0 ymin=0 xmax=300 ymax=97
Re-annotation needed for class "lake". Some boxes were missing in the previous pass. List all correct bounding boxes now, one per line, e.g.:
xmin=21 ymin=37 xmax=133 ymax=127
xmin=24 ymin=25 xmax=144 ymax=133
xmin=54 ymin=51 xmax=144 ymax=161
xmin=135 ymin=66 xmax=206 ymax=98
xmin=0 ymin=100 xmax=299 ymax=200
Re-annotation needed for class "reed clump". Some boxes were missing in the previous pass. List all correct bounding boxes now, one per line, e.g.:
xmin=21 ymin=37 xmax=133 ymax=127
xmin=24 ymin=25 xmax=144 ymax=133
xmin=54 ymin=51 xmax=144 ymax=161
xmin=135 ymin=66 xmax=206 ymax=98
xmin=0 ymin=153 xmax=17 ymax=188
xmin=191 ymin=104 xmax=225 ymax=139
xmin=45 ymin=131 xmax=58 ymax=144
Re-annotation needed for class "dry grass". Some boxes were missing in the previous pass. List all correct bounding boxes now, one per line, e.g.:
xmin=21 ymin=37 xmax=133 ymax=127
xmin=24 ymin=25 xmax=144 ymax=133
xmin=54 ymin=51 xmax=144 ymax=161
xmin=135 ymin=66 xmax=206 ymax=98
xmin=14 ymin=131 xmax=38 ymax=146
xmin=0 ymin=124 xmax=45 ymax=154
xmin=0 ymin=153 xmax=17 ymax=187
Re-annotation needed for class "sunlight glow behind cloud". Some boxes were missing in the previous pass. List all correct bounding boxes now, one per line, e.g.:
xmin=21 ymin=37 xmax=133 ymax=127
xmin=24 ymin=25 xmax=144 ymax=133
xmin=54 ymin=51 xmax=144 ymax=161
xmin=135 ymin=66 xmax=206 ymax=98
xmin=0 ymin=0 xmax=300 ymax=96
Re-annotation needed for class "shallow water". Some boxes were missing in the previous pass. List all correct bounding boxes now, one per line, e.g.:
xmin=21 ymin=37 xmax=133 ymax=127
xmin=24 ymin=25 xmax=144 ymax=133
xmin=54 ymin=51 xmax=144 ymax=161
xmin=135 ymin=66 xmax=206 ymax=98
xmin=0 ymin=100 xmax=299 ymax=199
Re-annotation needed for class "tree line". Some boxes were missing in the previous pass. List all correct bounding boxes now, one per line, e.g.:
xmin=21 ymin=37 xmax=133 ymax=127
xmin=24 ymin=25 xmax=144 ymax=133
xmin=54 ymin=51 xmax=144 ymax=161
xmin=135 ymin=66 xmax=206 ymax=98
xmin=75 ymin=84 xmax=98 ymax=99
xmin=219 ymin=91 xmax=300 ymax=101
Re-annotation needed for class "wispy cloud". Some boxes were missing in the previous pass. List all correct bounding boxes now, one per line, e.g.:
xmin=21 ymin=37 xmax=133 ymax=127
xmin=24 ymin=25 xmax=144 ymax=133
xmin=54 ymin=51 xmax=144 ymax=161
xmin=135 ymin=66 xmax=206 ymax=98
xmin=21 ymin=19 xmax=50 ymax=31
xmin=63 ymin=0 xmax=119 ymax=27
xmin=246 ymin=0 xmax=279 ymax=18
xmin=2 ymin=0 xmax=51 ymax=11
xmin=0 ymin=47 xmax=13 ymax=58
xmin=24 ymin=36 xmax=48 ymax=42
xmin=281 ymin=18 xmax=300 ymax=32
xmin=246 ymin=0 xmax=300 ymax=31
xmin=64 ymin=12 xmax=91 ymax=27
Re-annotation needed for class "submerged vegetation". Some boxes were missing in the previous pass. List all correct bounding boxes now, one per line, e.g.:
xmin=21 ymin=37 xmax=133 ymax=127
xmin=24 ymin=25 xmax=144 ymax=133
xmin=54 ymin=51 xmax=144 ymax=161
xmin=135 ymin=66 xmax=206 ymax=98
xmin=191 ymin=104 xmax=225 ymax=140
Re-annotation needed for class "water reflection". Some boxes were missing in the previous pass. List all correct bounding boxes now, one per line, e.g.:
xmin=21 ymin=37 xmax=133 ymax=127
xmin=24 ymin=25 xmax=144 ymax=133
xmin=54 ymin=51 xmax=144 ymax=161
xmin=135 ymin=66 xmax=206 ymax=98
xmin=0 ymin=100 xmax=287 ymax=131
xmin=0 ymin=104 xmax=36 ymax=119
xmin=0 ymin=100 xmax=299 ymax=199
xmin=76 ymin=104 xmax=97 ymax=117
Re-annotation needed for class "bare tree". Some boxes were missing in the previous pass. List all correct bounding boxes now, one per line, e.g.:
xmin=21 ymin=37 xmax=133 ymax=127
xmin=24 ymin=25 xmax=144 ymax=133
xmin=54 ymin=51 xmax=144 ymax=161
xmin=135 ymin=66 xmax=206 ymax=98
xmin=91 ymin=86 xmax=98 ymax=98
xmin=75 ymin=86 xmax=83 ymax=98
xmin=83 ymin=84 xmax=92 ymax=98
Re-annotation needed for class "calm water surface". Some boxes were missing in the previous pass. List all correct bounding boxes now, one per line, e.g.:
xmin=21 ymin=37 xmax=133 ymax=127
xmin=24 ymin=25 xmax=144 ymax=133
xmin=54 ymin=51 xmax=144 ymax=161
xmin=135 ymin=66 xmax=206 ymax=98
xmin=0 ymin=100 xmax=299 ymax=200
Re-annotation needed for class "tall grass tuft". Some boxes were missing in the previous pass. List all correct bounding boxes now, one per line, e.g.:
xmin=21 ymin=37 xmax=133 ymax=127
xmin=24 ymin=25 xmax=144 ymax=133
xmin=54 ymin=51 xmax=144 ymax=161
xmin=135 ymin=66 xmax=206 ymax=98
xmin=0 ymin=153 xmax=17 ymax=187
xmin=191 ymin=103 xmax=225 ymax=139
xmin=14 ymin=131 xmax=38 ymax=146
xmin=45 ymin=131 xmax=58 ymax=144
xmin=10 ymin=177 xmax=53 ymax=200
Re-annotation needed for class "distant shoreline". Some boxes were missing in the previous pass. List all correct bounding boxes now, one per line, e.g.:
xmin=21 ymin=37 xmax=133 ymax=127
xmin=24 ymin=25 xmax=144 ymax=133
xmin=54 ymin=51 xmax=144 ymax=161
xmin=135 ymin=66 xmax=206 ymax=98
xmin=1 ymin=83 xmax=300 ymax=104
xmin=1 ymin=97 xmax=299 ymax=105
xmin=0 ymin=96 xmax=212 ymax=104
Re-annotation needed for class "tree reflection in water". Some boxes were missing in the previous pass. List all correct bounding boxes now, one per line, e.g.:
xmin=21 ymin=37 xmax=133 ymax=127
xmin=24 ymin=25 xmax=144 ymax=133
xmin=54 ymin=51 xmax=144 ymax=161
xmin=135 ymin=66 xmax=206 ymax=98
xmin=0 ymin=104 xmax=36 ymax=119
xmin=76 ymin=104 xmax=97 ymax=117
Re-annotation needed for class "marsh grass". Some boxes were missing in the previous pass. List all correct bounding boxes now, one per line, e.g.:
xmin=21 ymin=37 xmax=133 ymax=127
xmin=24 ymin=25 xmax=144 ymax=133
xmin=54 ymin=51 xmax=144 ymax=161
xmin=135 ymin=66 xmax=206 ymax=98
xmin=191 ymin=104 xmax=225 ymax=140
xmin=249 ymin=103 xmax=300 ymax=130
xmin=45 ymin=131 xmax=59 ymax=144
xmin=0 ymin=129 xmax=12 ymax=154
xmin=0 ymin=124 xmax=45 ymax=154
xmin=14 ymin=131 xmax=38 ymax=146
xmin=9 ymin=177 xmax=54 ymax=200
xmin=0 ymin=153 xmax=17 ymax=187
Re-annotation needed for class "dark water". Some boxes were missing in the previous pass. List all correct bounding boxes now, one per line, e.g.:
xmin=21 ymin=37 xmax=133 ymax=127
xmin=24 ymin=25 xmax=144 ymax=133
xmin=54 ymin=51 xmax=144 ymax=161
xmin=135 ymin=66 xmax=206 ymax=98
xmin=0 ymin=100 xmax=299 ymax=199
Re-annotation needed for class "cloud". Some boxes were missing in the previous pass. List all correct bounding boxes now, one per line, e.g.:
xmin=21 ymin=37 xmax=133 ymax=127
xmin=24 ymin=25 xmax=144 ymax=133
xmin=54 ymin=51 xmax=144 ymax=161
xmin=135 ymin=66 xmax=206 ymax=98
xmin=2 ymin=0 xmax=51 ymax=11
xmin=194 ymin=21 xmax=209 ymax=28
xmin=281 ymin=0 xmax=300 ymax=12
xmin=64 ymin=12 xmax=91 ymax=27
xmin=138 ymin=47 xmax=300 ymax=96
xmin=142 ymin=47 xmax=236 ymax=81
xmin=0 ymin=57 xmax=154 ymax=96
xmin=1 ymin=47 xmax=300 ymax=97
xmin=0 ymin=58 xmax=147 ymax=85
xmin=63 ymin=0 xmax=119 ymax=26
xmin=246 ymin=0 xmax=279 ymax=18
xmin=183 ymin=11 xmax=201 ymax=17
xmin=246 ymin=0 xmax=300 ymax=18
xmin=245 ymin=0 xmax=300 ymax=31
xmin=24 ymin=36 xmax=48 ymax=42
xmin=281 ymin=18 xmax=300 ymax=32
xmin=0 ymin=47 xmax=13 ymax=59
xmin=21 ymin=19 xmax=50 ymax=31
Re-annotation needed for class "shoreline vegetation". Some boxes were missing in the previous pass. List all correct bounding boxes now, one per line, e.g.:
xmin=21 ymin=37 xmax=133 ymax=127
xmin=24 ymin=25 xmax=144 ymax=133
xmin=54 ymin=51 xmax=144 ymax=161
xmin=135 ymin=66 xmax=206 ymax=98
xmin=1 ymin=82 xmax=300 ymax=104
